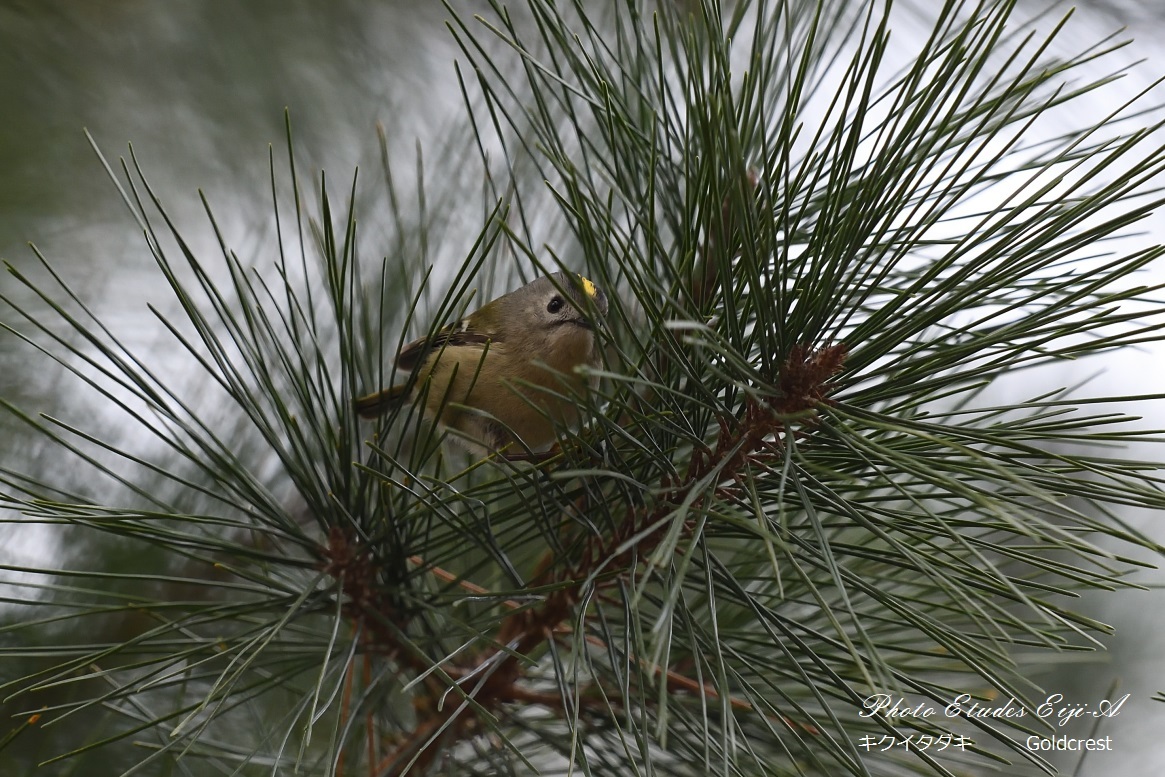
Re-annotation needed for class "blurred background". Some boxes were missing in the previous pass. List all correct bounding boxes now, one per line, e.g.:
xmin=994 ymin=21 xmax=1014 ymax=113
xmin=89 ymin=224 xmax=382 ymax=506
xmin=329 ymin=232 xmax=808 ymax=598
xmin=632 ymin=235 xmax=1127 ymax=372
xmin=1 ymin=1 xmax=1163 ymax=774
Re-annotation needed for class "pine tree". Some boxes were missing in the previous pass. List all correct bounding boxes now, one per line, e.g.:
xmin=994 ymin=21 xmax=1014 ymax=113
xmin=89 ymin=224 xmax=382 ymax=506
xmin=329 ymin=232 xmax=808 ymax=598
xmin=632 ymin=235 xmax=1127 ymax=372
xmin=3 ymin=1 xmax=1165 ymax=775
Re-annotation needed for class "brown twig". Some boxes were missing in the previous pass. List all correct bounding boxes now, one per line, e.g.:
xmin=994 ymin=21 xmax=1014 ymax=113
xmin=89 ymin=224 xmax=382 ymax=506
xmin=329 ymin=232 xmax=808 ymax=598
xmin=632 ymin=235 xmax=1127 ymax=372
xmin=323 ymin=168 xmax=848 ymax=767
xmin=325 ymin=337 xmax=845 ymax=773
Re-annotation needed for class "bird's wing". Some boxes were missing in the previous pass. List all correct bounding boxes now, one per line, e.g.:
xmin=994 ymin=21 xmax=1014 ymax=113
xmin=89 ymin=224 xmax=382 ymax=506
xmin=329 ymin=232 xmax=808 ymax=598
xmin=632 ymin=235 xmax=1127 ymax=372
xmin=395 ymin=323 xmax=494 ymax=372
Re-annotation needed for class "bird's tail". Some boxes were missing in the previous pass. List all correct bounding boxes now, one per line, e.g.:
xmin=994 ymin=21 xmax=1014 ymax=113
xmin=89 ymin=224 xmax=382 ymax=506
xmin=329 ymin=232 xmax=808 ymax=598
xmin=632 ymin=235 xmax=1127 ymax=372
xmin=354 ymin=384 xmax=410 ymax=418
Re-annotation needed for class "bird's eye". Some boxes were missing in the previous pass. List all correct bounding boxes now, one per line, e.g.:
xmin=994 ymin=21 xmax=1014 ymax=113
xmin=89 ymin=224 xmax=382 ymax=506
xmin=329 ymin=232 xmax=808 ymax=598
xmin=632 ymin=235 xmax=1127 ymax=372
xmin=547 ymin=296 xmax=564 ymax=314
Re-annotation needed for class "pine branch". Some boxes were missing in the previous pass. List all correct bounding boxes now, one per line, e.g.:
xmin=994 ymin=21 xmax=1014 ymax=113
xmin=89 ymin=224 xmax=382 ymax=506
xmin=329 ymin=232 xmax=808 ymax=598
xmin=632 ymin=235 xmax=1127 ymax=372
xmin=4 ymin=2 xmax=1165 ymax=776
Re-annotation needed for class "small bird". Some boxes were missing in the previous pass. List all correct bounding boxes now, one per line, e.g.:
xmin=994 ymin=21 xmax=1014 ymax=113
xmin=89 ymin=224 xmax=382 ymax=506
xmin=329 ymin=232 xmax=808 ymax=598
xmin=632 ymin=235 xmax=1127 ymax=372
xmin=355 ymin=271 xmax=608 ymax=454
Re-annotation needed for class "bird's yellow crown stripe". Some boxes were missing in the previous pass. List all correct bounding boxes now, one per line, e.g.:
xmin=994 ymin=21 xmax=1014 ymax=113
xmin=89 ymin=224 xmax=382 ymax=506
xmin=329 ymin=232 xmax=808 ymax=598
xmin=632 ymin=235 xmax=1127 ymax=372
xmin=579 ymin=275 xmax=598 ymax=298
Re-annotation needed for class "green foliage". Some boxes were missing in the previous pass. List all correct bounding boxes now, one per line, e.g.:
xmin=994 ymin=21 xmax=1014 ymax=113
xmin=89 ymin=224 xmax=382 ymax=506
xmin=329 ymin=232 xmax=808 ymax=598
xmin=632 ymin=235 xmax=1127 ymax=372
xmin=3 ymin=1 xmax=1165 ymax=775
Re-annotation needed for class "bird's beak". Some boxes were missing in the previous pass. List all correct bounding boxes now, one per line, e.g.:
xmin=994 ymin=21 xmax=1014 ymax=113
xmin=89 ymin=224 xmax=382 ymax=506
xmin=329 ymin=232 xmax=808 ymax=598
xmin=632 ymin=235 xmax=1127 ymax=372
xmin=585 ymin=297 xmax=608 ymax=331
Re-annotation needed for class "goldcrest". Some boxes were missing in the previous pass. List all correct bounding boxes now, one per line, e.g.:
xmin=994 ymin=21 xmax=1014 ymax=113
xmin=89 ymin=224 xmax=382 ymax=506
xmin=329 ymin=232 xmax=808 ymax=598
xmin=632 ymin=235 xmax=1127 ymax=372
xmin=355 ymin=271 xmax=608 ymax=453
